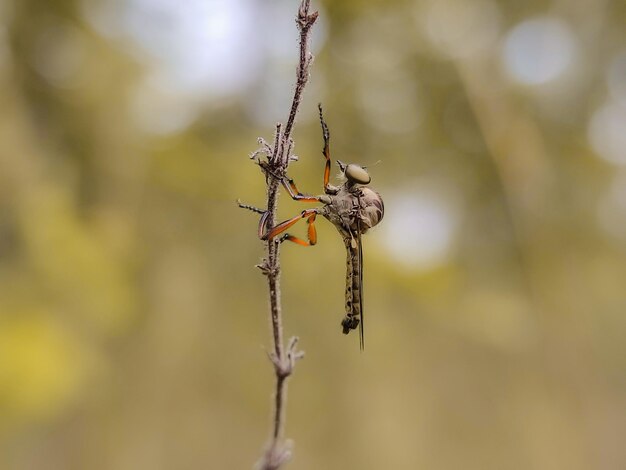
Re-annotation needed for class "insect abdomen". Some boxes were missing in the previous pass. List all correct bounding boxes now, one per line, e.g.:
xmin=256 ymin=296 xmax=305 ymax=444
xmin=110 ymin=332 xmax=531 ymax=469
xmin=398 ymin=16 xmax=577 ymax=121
xmin=341 ymin=240 xmax=361 ymax=334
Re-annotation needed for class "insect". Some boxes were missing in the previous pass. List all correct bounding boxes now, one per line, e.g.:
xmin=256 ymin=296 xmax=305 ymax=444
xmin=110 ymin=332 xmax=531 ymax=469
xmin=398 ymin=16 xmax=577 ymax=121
xmin=241 ymin=105 xmax=384 ymax=350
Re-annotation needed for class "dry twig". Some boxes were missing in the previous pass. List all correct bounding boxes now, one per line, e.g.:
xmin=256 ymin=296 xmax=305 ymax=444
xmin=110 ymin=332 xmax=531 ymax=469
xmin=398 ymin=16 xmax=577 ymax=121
xmin=239 ymin=1 xmax=319 ymax=468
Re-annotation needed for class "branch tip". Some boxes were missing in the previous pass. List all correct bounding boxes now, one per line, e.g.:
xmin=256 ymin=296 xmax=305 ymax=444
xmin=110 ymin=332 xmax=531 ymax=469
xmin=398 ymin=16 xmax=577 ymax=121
xmin=256 ymin=440 xmax=294 ymax=470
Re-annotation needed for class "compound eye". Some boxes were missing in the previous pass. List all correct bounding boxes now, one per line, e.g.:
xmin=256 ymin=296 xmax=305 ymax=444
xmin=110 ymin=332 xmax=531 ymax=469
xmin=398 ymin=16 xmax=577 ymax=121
xmin=345 ymin=164 xmax=371 ymax=184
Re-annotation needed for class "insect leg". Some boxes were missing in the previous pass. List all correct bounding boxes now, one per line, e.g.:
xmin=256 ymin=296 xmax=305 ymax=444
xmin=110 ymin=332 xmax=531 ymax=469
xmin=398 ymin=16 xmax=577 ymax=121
xmin=318 ymin=104 xmax=334 ymax=194
xmin=280 ymin=211 xmax=318 ymax=246
xmin=281 ymin=178 xmax=320 ymax=203
xmin=262 ymin=208 xmax=319 ymax=245
xmin=237 ymin=200 xmax=272 ymax=239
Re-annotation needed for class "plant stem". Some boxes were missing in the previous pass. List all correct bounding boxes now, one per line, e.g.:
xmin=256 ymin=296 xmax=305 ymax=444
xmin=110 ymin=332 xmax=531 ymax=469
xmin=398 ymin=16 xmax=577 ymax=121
xmin=254 ymin=1 xmax=318 ymax=468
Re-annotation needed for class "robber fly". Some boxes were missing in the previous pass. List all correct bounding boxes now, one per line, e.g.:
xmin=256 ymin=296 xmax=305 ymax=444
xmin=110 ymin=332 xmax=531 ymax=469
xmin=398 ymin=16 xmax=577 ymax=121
xmin=240 ymin=105 xmax=384 ymax=350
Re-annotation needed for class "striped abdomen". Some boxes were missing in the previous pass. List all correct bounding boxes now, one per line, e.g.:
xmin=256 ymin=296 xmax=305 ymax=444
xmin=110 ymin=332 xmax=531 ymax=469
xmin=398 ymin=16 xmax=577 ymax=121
xmin=341 ymin=236 xmax=362 ymax=338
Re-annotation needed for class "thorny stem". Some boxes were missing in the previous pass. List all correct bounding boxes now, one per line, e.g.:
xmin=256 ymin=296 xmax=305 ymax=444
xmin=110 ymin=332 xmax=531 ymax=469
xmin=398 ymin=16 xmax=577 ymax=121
xmin=275 ymin=1 xmax=318 ymax=168
xmin=251 ymin=1 xmax=318 ymax=469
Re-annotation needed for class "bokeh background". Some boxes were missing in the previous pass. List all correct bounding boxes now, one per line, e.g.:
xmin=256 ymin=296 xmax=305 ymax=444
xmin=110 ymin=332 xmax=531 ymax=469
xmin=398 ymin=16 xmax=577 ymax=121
xmin=1 ymin=0 xmax=626 ymax=469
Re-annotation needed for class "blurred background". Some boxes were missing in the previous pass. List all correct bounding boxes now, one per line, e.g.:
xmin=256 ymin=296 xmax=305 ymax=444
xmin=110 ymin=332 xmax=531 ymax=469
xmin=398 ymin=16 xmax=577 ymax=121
xmin=1 ymin=0 xmax=625 ymax=468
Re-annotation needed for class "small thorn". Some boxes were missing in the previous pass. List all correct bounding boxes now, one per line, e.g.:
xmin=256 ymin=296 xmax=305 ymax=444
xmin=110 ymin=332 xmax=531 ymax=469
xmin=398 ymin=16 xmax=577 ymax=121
xmin=286 ymin=336 xmax=305 ymax=368
xmin=256 ymin=258 xmax=271 ymax=275
xmin=287 ymin=336 xmax=299 ymax=350
xmin=256 ymin=440 xmax=293 ymax=470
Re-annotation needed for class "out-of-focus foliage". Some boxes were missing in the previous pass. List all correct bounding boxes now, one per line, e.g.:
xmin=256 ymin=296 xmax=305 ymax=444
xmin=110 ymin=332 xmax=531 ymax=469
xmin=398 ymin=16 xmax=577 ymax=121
xmin=1 ymin=0 xmax=625 ymax=469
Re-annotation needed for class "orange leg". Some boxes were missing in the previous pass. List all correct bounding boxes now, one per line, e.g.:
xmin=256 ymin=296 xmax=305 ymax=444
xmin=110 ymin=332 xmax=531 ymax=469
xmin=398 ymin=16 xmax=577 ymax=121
xmin=255 ymin=162 xmax=320 ymax=203
xmin=263 ymin=209 xmax=318 ymax=246
xmin=240 ymin=201 xmax=318 ymax=244
xmin=281 ymin=178 xmax=320 ymax=203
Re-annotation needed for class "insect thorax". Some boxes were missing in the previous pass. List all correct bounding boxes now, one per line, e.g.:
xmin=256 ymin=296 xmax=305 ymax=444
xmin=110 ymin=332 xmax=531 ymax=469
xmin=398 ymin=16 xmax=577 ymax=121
xmin=322 ymin=185 xmax=384 ymax=234
xmin=358 ymin=187 xmax=384 ymax=231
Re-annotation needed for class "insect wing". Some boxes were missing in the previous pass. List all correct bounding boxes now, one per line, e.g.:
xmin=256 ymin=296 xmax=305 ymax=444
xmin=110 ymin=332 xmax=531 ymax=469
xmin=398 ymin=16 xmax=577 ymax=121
xmin=357 ymin=227 xmax=364 ymax=350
